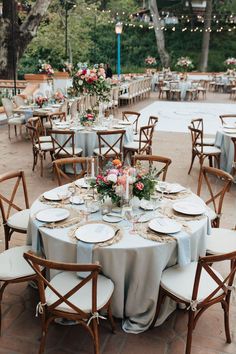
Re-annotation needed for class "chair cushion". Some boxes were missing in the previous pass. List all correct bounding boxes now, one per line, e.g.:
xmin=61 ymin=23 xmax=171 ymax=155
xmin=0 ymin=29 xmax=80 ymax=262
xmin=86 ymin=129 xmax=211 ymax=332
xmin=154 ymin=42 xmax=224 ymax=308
xmin=123 ymin=141 xmax=147 ymax=150
xmin=44 ymin=121 xmax=52 ymax=129
xmin=161 ymin=262 xmax=224 ymax=303
xmin=8 ymin=117 xmax=25 ymax=125
xmin=39 ymin=136 xmax=52 ymax=143
xmin=0 ymin=245 xmax=35 ymax=280
xmin=56 ymin=147 xmax=83 ymax=156
xmin=45 ymin=271 xmax=114 ymax=314
xmin=7 ymin=209 xmax=30 ymax=231
xmin=93 ymin=147 xmax=120 ymax=156
xmin=196 ymin=146 xmax=221 ymax=154
xmin=206 ymin=228 xmax=236 ymax=255
xmin=35 ymin=142 xmax=54 ymax=151
xmin=196 ymin=137 xmax=215 ymax=146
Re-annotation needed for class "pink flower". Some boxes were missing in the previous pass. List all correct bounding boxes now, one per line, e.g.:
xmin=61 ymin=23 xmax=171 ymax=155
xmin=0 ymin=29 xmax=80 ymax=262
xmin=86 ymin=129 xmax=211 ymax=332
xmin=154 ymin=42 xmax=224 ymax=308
xmin=135 ymin=182 xmax=144 ymax=191
xmin=117 ymin=175 xmax=126 ymax=186
xmin=107 ymin=169 xmax=119 ymax=176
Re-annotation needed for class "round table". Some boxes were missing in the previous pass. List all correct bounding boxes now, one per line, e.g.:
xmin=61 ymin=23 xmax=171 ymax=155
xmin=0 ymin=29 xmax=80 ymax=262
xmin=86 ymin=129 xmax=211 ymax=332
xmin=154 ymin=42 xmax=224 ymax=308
xmin=215 ymin=128 xmax=236 ymax=173
xmin=27 ymin=183 xmax=209 ymax=334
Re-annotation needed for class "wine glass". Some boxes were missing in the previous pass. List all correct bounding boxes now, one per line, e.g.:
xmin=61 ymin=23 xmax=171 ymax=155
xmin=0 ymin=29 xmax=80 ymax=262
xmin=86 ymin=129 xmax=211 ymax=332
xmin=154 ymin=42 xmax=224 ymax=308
xmin=158 ymin=182 xmax=167 ymax=201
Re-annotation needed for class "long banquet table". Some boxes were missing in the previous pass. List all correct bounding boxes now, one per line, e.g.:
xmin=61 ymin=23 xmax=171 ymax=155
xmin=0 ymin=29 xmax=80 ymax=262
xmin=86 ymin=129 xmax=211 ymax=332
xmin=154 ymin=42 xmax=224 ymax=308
xmin=27 ymin=182 xmax=209 ymax=334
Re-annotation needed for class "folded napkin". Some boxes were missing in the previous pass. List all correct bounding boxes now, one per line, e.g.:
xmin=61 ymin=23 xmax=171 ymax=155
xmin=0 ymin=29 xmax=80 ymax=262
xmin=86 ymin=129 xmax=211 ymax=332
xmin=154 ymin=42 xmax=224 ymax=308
xmin=77 ymin=241 xmax=94 ymax=278
xmin=171 ymin=230 xmax=191 ymax=268
xmin=28 ymin=218 xmax=44 ymax=252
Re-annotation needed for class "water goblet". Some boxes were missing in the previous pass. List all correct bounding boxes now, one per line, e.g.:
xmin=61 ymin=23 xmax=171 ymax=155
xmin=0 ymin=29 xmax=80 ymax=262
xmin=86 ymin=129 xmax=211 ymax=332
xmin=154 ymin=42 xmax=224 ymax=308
xmin=158 ymin=182 xmax=167 ymax=201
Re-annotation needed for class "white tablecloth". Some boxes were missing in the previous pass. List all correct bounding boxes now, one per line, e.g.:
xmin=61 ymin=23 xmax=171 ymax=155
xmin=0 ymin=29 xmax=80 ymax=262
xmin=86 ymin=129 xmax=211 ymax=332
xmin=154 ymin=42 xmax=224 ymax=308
xmin=27 ymin=185 xmax=209 ymax=333
xmin=215 ymin=129 xmax=236 ymax=173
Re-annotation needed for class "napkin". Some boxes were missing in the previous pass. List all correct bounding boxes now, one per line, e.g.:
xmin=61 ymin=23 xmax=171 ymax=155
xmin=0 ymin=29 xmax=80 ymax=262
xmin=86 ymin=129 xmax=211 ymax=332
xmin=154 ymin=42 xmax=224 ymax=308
xmin=171 ymin=230 xmax=191 ymax=268
xmin=77 ymin=241 xmax=94 ymax=278
xmin=27 ymin=217 xmax=44 ymax=253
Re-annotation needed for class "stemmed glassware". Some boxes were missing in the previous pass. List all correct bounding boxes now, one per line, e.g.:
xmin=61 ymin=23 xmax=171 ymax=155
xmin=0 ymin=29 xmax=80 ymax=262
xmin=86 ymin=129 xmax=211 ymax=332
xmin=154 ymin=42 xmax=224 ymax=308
xmin=158 ymin=182 xmax=167 ymax=201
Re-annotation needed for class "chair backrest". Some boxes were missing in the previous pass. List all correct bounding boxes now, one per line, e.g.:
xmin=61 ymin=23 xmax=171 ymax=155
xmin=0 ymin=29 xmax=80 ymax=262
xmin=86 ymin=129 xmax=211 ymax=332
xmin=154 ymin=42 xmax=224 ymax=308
xmin=148 ymin=116 xmax=158 ymax=126
xmin=190 ymin=118 xmax=203 ymax=132
xmin=219 ymin=114 xmax=236 ymax=125
xmin=53 ymin=157 xmax=92 ymax=186
xmin=191 ymin=251 xmax=236 ymax=306
xmin=97 ymin=130 xmax=125 ymax=158
xmin=138 ymin=124 xmax=155 ymax=154
xmin=13 ymin=95 xmax=25 ymax=107
xmin=122 ymin=111 xmax=141 ymax=135
xmin=0 ymin=170 xmax=29 ymax=224
xmin=132 ymin=154 xmax=172 ymax=181
xmin=197 ymin=166 xmax=233 ymax=227
xmin=49 ymin=129 xmax=75 ymax=159
xmin=23 ymin=251 xmax=101 ymax=319
xmin=188 ymin=126 xmax=203 ymax=152
xmin=2 ymin=98 xmax=14 ymax=118
xmin=27 ymin=116 xmax=45 ymax=137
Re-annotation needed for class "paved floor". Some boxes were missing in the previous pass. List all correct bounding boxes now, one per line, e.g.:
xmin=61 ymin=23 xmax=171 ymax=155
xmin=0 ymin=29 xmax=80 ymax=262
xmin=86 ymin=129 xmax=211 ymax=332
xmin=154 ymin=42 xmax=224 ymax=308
xmin=0 ymin=91 xmax=236 ymax=353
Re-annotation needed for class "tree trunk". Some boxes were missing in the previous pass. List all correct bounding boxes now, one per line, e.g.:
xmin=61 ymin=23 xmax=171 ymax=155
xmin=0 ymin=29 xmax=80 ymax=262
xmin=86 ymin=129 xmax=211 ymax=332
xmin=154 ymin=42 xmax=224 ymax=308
xmin=0 ymin=0 xmax=52 ymax=80
xmin=149 ymin=0 xmax=170 ymax=68
xmin=199 ymin=0 xmax=213 ymax=72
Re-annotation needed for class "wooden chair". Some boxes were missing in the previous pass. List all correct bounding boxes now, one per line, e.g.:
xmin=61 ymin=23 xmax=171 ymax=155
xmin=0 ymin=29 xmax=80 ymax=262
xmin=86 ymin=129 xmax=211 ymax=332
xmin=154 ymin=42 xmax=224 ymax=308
xmin=43 ymin=102 xmax=67 ymax=131
xmin=169 ymin=81 xmax=181 ymax=101
xmin=27 ymin=117 xmax=51 ymax=143
xmin=132 ymin=155 xmax=172 ymax=181
xmin=49 ymin=130 xmax=83 ymax=160
xmin=158 ymin=80 xmax=170 ymax=100
xmin=190 ymin=118 xmax=215 ymax=146
xmin=53 ymin=157 xmax=92 ymax=186
xmin=26 ymin=124 xmax=54 ymax=177
xmin=2 ymin=98 xmax=26 ymax=139
xmin=148 ymin=116 xmax=159 ymax=126
xmin=219 ymin=114 xmax=236 ymax=125
xmin=122 ymin=111 xmax=141 ymax=135
xmin=197 ymin=166 xmax=233 ymax=228
xmin=150 ymin=251 xmax=236 ymax=354
xmin=197 ymin=80 xmax=207 ymax=99
xmin=0 ymin=170 xmax=30 ymax=249
xmin=23 ymin=252 xmax=115 ymax=354
xmin=93 ymin=130 xmax=125 ymax=168
xmin=123 ymin=125 xmax=155 ymax=161
xmin=188 ymin=126 xmax=221 ymax=175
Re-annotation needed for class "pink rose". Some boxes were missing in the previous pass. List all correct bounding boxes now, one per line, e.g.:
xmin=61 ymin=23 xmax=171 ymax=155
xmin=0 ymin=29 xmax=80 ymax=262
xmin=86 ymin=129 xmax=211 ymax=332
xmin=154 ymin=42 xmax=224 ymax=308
xmin=108 ymin=169 xmax=119 ymax=176
xmin=135 ymin=182 xmax=144 ymax=191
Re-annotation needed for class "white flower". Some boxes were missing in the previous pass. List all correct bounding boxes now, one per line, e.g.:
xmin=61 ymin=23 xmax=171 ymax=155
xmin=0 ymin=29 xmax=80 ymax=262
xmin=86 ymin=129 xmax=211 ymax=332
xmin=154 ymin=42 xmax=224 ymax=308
xmin=78 ymin=80 xmax=83 ymax=86
xmin=107 ymin=174 xmax=117 ymax=183
xmin=128 ymin=176 xmax=136 ymax=184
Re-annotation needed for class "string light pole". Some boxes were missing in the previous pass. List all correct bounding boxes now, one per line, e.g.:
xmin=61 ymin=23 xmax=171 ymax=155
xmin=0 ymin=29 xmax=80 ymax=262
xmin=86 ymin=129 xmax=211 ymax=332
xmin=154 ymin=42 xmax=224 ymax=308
xmin=115 ymin=22 xmax=123 ymax=79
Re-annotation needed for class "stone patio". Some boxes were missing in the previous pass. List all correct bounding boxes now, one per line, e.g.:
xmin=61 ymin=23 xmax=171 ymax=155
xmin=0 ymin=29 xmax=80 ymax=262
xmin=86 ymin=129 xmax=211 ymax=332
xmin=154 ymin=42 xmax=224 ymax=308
xmin=0 ymin=91 xmax=236 ymax=353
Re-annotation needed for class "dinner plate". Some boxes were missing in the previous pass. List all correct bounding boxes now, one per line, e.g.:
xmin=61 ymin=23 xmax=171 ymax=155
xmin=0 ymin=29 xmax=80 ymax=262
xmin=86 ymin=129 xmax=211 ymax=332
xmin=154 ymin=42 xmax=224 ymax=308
xmin=118 ymin=120 xmax=132 ymax=125
xmin=223 ymin=128 xmax=236 ymax=134
xmin=75 ymin=178 xmax=89 ymax=188
xmin=36 ymin=208 xmax=70 ymax=223
xmin=51 ymin=104 xmax=61 ymax=108
xmin=140 ymin=200 xmax=157 ymax=210
xmin=70 ymin=196 xmax=84 ymax=205
xmin=156 ymin=182 xmax=186 ymax=194
xmin=173 ymin=201 xmax=205 ymax=216
xmin=70 ymin=126 xmax=85 ymax=131
xmin=103 ymin=215 xmax=122 ymax=223
xmin=92 ymin=126 xmax=107 ymax=131
xmin=43 ymin=190 xmax=71 ymax=201
xmin=149 ymin=217 xmax=181 ymax=234
xmin=75 ymin=223 xmax=115 ymax=243
xmin=223 ymin=123 xmax=236 ymax=129
xmin=113 ymin=125 xmax=126 ymax=129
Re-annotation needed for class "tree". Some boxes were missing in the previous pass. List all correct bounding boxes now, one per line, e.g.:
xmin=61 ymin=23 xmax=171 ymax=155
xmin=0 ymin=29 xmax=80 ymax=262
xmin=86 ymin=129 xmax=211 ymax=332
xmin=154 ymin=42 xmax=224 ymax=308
xmin=149 ymin=0 xmax=170 ymax=67
xmin=199 ymin=0 xmax=213 ymax=71
xmin=0 ymin=0 xmax=52 ymax=79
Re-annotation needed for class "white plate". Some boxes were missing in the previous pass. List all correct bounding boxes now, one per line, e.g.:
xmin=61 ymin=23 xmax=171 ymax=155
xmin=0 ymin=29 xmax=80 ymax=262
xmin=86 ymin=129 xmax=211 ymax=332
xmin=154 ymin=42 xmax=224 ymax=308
xmin=140 ymin=200 xmax=157 ymax=210
xmin=43 ymin=190 xmax=71 ymax=201
xmin=75 ymin=223 xmax=115 ymax=243
xmin=70 ymin=126 xmax=85 ymax=131
xmin=156 ymin=183 xmax=186 ymax=194
xmin=223 ymin=128 xmax=236 ymax=134
xmin=36 ymin=208 xmax=70 ymax=223
xmin=223 ymin=123 xmax=236 ymax=129
xmin=118 ymin=120 xmax=132 ymax=125
xmin=149 ymin=217 xmax=181 ymax=234
xmin=92 ymin=126 xmax=107 ymax=131
xmin=103 ymin=215 xmax=122 ymax=223
xmin=75 ymin=178 xmax=89 ymax=188
xmin=113 ymin=125 xmax=126 ymax=129
xmin=173 ymin=201 xmax=205 ymax=216
xmin=70 ymin=196 xmax=84 ymax=205
xmin=52 ymin=104 xmax=61 ymax=108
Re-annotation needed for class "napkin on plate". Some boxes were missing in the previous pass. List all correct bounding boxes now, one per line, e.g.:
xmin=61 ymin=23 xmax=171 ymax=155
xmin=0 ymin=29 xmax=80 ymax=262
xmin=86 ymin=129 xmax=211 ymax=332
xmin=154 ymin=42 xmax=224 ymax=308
xmin=77 ymin=241 xmax=94 ymax=278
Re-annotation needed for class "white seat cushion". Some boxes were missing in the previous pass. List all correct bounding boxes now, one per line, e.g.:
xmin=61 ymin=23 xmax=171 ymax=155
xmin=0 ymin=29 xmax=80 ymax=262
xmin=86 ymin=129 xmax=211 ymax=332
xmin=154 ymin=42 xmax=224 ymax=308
xmin=35 ymin=142 xmax=54 ymax=151
xmin=196 ymin=146 xmax=221 ymax=154
xmin=45 ymin=271 xmax=114 ymax=314
xmin=124 ymin=141 xmax=147 ymax=150
xmin=206 ymin=228 xmax=236 ymax=255
xmin=197 ymin=137 xmax=215 ymax=146
xmin=161 ymin=262 xmax=224 ymax=303
xmin=0 ymin=245 xmax=35 ymax=280
xmin=39 ymin=136 xmax=52 ymax=143
xmin=8 ymin=117 xmax=25 ymax=125
xmin=7 ymin=209 xmax=30 ymax=231
xmin=56 ymin=147 xmax=83 ymax=156
xmin=93 ymin=147 xmax=120 ymax=156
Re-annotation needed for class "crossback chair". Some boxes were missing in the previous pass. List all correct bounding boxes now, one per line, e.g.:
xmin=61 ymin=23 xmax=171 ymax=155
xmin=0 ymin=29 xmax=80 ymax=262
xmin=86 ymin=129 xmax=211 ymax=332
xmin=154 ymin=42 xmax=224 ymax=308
xmin=190 ymin=118 xmax=215 ymax=146
xmin=123 ymin=125 xmax=155 ymax=161
xmin=43 ymin=102 xmax=67 ymax=131
xmin=0 ymin=170 xmax=30 ymax=249
xmin=26 ymin=124 xmax=53 ymax=177
xmin=49 ymin=129 xmax=83 ymax=160
xmin=23 ymin=252 xmax=115 ymax=354
xmin=94 ymin=130 xmax=125 ymax=168
xmin=27 ymin=117 xmax=51 ymax=143
xmin=148 ymin=116 xmax=159 ymax=126
xmin=169 ymin=81 xmax=181 ymax=101
xmin=188 ymin=126 xmax=221 ymax=175
xmin=219 ymin=114 xmax=236 ymax=125
xmin=150 ymin=251 xmax=236 ymax=354
xmin=53 ymin=157 xmax=92 ymax=186
xmin=132 ymin=155 xmax=172 ymax=181
xmin=122 ymin=111 xmax=141 ymax=135
xmin=197 ymin=166 xmax=233 ymax=227
xmin=2 ymin=98 xmax=26 ymax=139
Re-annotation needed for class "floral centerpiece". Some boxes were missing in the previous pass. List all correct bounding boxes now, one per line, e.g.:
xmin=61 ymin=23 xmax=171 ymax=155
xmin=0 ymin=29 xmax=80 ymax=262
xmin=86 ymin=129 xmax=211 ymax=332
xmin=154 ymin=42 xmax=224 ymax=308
xmin=93 ymin=159 xmax=156 ymax=205
xmin=54 ymin=91 xmax=65 ymax=103
xmin=175 ymin=56 xmax=194 ymax=72
xmin=224 ymin=58 xmax=236 ymax=70
xmin=35 ymin=96 xmax=48 ymax=108
xmin=39 ymin=62 xmax=54 ymax=76
xmin=72 ymin=64 xmax=111 ymax=102
xmin=80 ymin=109 xmax=96 ymax=127
xmin=145 ymin=56 xmax=157 ymax=67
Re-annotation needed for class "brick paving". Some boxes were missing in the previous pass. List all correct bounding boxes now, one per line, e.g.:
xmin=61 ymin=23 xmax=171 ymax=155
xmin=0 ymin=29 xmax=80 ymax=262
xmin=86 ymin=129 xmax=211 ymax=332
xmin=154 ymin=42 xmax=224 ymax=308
xmin=0 ymin=91 xmax=236 ymax=353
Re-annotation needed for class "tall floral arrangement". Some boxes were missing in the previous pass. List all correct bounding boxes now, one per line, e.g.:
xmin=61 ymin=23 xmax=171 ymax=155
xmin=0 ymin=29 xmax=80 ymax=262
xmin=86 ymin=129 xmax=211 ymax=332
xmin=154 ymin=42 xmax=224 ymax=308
xmin=224 ymin=58 xmax=236 ymax=69
xmin=175 ymin=56 xmax=194 ymax=72
xmin=145 ymin=56 xmax=157 ymax=67
xmin=38 ymin=61 xmax=54 ymax=76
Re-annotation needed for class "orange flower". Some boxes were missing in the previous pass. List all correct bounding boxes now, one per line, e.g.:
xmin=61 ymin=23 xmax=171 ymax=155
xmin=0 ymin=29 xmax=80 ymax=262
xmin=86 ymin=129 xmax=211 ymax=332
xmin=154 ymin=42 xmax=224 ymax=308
xmin=113 ymin=159 xmax=122 ymax=167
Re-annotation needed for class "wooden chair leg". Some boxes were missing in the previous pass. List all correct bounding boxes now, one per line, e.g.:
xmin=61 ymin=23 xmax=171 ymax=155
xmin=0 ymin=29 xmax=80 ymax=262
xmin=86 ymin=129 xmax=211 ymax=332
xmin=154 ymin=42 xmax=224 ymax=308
xmin=92 ymin=318 xmax=100 ymax=354
xmin=221 ymin=299 xmax=231 ymax=343
xmin=14 ymin=125 xmax=17 ymax=136
xmin=185 ymin=310 xmax=195 ymax=354
xmin=188 ymin=151 xmax=196 ymax=174
xmin=0 ymin=282 xmax=8 ymax=336
xmin=107 ymin=303 xmax=116 ymax=333
xmin=8 ymin=125 xmax=11 ymax=139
